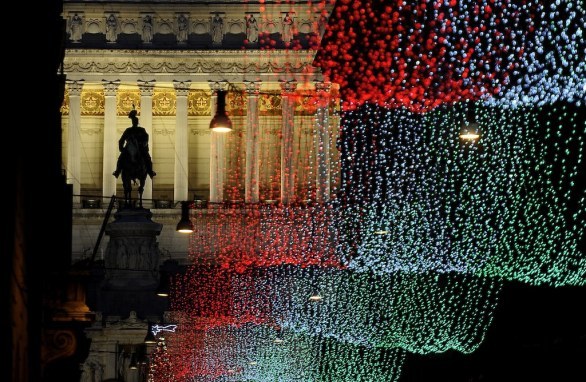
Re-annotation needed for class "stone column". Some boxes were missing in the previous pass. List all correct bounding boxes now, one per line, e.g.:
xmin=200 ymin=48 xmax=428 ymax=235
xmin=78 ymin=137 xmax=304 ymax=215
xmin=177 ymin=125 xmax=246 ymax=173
xmin=102 ymin=80 xmax=120 ymax=203
xmin=314 ymin=81 xmax=332 ymax=202
xmin=244 ymin=81 xmax=261 ymax=203
xmin=138 ymin=80 xmax=155 ymax=207
xmin=280 ymin=81 xmax=297 ymax=204
xmin=66 ymin=80 xmax=84 ymax=204
xmin=173 ymin=81 xmax=190 ymax=202
xmin=209 ymin=81 xmax=228 ymax=203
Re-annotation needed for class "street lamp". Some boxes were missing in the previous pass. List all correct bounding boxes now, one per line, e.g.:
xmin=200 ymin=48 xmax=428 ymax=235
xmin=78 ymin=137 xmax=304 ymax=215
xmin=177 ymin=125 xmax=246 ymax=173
xmin=210 ymin=90 xmax=232 ymax=132
xmin=176 ymin=201 xmax=194 ymax=233
xmin=460 ymin=121 xmax=480 ymax=141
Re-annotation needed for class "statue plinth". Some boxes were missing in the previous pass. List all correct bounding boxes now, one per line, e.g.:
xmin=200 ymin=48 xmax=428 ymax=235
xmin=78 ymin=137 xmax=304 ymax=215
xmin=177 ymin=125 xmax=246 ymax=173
xmin=103 ymin=208 xmax=162 ymax=289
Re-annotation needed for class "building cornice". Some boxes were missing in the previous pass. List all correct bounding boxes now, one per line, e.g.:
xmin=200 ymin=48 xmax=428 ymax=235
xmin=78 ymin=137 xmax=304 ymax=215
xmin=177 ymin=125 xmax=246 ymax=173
xmin=63 ymin=49 xmax=323 ymax=82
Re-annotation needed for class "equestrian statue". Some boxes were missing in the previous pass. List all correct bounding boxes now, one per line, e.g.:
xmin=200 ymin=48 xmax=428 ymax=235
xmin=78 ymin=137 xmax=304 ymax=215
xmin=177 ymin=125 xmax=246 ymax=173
xmin=113 ymin=109 xmax=156 ymax=208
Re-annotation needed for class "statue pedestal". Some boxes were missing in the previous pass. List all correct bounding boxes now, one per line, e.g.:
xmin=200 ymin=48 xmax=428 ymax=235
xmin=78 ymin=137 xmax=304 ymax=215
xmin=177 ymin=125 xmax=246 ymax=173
xmin=103 ymin=208 xmax=162 ymax=289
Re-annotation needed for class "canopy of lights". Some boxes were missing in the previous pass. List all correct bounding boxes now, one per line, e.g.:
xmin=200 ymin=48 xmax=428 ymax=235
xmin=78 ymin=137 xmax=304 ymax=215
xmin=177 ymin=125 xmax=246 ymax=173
xmin=149 ymin=1 xmax=585 ymax=380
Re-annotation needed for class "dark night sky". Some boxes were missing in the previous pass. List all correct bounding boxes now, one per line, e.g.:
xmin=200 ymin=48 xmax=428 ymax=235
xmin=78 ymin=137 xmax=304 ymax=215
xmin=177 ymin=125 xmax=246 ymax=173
xmin=401 ymin=281 xmax=586 ymax=382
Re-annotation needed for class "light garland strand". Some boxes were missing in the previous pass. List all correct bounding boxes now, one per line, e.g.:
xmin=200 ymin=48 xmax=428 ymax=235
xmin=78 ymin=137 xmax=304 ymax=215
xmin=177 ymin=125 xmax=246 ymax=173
xmin=338 ymin=102 xmax=585 ymax=285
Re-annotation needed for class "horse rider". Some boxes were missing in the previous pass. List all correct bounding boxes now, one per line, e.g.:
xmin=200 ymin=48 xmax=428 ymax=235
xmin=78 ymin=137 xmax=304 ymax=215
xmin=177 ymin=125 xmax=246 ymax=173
xmin=113 ymin=109 xmax=156 ymax=178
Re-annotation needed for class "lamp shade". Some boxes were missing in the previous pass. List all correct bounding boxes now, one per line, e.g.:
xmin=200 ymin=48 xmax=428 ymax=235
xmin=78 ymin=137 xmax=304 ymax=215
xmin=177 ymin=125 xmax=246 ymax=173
xmin=156 ymin=273 xmax=170 ymax=297
xmin=144 ymin=323 xmax=157 ymax=344
xmin=210 ymin=90 xmax=232 ymax=132
xmin=176 ymin=201 xmax=194 ymax=233
xmin=129 ymin=352 xmax=138 ymax=369
xmin=459 ymin=122 xmax=480 ymax=141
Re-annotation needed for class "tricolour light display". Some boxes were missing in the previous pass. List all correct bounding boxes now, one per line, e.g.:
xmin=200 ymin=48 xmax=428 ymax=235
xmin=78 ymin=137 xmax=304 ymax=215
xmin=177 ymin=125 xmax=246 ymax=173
xmin=339 ymin=102 xmax=584 ymax=286
xmin=149 ymin=322 xmax=405 ymax=382
xmin=316 ymin=0 xmax=585 ymax=111
xmin=149 ymin=1 xmax=584 ymax=380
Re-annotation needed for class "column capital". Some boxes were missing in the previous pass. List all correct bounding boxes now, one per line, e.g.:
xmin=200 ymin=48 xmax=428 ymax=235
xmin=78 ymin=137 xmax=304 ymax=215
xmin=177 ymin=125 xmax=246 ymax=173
xmin=102 ymin=80 xmax=120 ymax=96
xmin=280 ymin=80 xmax=298 ymax=95
xmin=67 ymin=80 xmax=84 ymax=96
xmin=314 ymin=81 xmax=332 ymax=94
xmin=173 ymin=80 xmax=191 ymax=96
xmin=137 ymin=80 xmax=156 ymax=96
xmin=208 ymin=80 xmax=229 ymax=93
xmin=244 ymin=80 xmax=262 ymax=96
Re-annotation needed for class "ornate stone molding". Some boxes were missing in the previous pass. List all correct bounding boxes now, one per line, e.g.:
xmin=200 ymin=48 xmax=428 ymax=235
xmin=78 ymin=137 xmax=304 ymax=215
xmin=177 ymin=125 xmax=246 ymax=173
xmin=81 ymin=90 xmax=105 ymax=115
xmin=209 ymin=80 xmax=229 ymax=93
xmin=137 ymin=79 xmax=156 ymax=96
xmin=80 ymin=127 xmax=102 ymax=136
xmin=264 ymin=126 xmax=282 ymax=136
xmin=188 ymin=89 xmax=211 ymax=116
xmin=41 ymin=329 xmax=76 ymax=368
xmin=61 ymin=89 xmax=70 ymax=114
xmin=173 ymin=80 xmax=191 ymax=96
xmin=102 ymin=80 xmax=120 ymax=96
xmin=63 ymin=1 xmax=332 ymax=49
xmin=314 ymin=81 xmax=332 ymax=94
xmin=105 ymin=13 xmax=120 ymax=43
xmin=64 ymin=52 xmax=315 ymax=75
xmin=190 ymin=129 xmax=211 ymax=136
xmin=154 ymin=128 xmax=174 ymax=136
xmin=152 ymin=90 xmax=176 ymax=115
xmin=259 ymin=93 xmax=282 ymax=115
xmin=227 ymin=92 xmax=246 ymax=116
xmin=105 ymin=311 xmax=147 ymax=330
xmin=116 ymin=90 xmax=140 ymax=115
xmin=280 ymin=80 xmax=298 ymax=94
xmin=244 ymin=80 xmax=262 ymax=95
xmin=67 ymin=80 xmax=84 ymax=96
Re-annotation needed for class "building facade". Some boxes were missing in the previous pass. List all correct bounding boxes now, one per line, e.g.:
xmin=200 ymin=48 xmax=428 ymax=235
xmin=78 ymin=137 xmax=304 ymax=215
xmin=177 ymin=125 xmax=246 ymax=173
xmin=61 ymin=1 xmax=339 ymax=380
xmin=62 ymin=0 xmax=339 ymax=261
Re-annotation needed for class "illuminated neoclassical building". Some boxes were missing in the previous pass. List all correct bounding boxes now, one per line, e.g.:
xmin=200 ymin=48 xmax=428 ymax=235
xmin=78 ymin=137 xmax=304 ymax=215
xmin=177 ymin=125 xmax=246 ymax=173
xmin=56 ymin=1 xmax=585 ymax=382
xmin=61 ymin=1 xmax=339 ymax=380
xmin=62 ymin=0 xmax=339 ymax=260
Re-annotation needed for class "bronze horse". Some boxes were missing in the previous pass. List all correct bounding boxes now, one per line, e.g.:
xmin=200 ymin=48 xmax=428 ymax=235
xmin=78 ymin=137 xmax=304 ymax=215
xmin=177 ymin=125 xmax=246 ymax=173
xmin=120 ymin=136 xmax=148 ymax=208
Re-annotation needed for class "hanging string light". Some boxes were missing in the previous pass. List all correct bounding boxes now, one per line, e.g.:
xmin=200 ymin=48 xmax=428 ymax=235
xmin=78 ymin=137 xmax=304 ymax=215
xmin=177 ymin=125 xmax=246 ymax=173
xmin=149 ymin=321 xmax=405 ymax=382
xmin=338 ymin=102 xmax=584 ymax=285
xmin=148 ymin=2 xmax=584 ymax=380
xmin=316 ymin=0 xmax=585 ymax=111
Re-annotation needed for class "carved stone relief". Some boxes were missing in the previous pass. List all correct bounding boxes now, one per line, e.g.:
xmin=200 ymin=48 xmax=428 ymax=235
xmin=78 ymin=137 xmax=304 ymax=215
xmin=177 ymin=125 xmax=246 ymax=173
xmin=227 ymin=91 xmax=246 ymax=116
xmin=225 ymin=18 xmax=244 ymax=35
xmin=210 ymin=12 xmax=225 ymax=46
xmin=116 ymin=90 xmax=140 ymax=116
xmin=281 ymin=12 xmax=295 ymax=44
xmin=176 ymin=14 xmax=189 ymax=43
xmin=152 ymin=90 xmax=176 ymax=115
xmin=191 ymin=19 xmax=208 ymax=35
xmin=188 ymin=89 xmax=211 ymax=116
xmin=80 ymin=128 xmax=102 ymax=136
xmin=190 ymin=129 xmax=211 ymax=136
xmin=245 ymin=13 xmax=259 ymax=44
xmin=85 ymin=18 xmax=102 ymax=34
xmin=259 ymin=93 xmax=282 ymax=116
xmin=68 ymin=12 xmax=84 ymax=42
xmin=157 ymin=18 xmax=174 ymax=34
xmin=64 ymin=4 xmax=327 ymax=49
xmin=105 ymin=13 xmax=119 ymax=43
xmin=120 ymin=18 xmax=138 ymax=35
xmin=141 ymin=14 xmax=154 ymax=43
xmin=81 ymin=90 xmax=105 ymax=115
xmin=64 ymin=59 xmax=311 ymax=74
xmin=154 ymin=128 xmax=174 ymax=136
xmin=61 ymin=89 xmax=69 ymax=115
